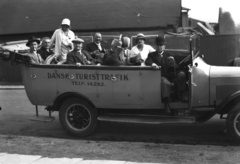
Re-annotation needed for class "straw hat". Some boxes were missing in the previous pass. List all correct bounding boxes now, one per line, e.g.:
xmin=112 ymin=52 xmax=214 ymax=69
xmin=72 ymin=38 xmax=84 ymax=43
xmin=136 ymin=33 xmax=145 ymax=40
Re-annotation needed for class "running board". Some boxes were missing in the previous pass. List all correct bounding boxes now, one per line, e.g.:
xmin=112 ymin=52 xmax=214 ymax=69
xmin=98 ymin=114 xmax=195 ymax=124
xmin=30 ymin=116 xmax=55 ymax=122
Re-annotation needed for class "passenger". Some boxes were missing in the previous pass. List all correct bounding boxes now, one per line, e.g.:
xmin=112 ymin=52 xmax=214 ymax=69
xmin=24 ymin=36 xmax=44 ymax=64
xmin=121 ymin=36 xmax=133 ymax=65
xmin=37 ymin=37 xmax=54 ymax=61
xmin=85 ymin=32 xmax=106 ymax=64
xmin=66 ymin=38 xmax=96 ymax=66
xmin=50 ymin=18 xmax=75 ymax=64
xmin=129 ymin=33 xmax=155 ymax=65
xmin=145 ymin=36 xmax=186 ymax=115
xmin=102 ymin=39 xmax=125 ymax=66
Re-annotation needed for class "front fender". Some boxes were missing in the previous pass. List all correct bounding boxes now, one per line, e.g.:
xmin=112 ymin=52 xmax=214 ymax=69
xmin=216 ymin=90 xmax=240 ymax=115
xmin=195 ymin=91 xmax=240 ymax=123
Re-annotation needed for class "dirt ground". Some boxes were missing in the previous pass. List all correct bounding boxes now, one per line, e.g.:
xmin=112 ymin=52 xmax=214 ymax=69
xmin=0 ymin=89 xmax=240 ymax=164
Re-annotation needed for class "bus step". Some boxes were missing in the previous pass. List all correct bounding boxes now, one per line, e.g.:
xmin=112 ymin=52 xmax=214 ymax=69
xmin=30 ymin=115 xmax=55 ymax=122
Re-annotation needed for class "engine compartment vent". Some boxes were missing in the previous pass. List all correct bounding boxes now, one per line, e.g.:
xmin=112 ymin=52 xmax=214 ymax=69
xmin=216 ymin=84 xmax=240 ymax=100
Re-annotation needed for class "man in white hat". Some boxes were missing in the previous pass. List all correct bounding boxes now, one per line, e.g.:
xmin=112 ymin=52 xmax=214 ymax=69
xmin=66 ymin=38 xmax=95 ymax=66
xmin=50 ymin=18 xmax=75 ymax=64
xmin=129 ymin=33 xmax=155 ymax=65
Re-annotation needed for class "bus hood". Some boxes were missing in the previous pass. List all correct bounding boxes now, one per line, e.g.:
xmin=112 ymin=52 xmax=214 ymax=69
xmin=210 ymin=66 xmax=240 ymax=78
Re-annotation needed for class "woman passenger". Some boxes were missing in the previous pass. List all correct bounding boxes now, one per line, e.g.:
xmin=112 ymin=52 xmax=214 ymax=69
xmin=129 ymin=33 xmax=155 ymax=65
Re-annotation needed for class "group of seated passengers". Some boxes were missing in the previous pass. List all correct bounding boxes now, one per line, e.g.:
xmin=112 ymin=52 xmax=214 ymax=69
xmin=24 ymin=18 xmax=157 ymax=66
xmin=24 ymin=18 xmax=156 ymax=66
xmin=24 ymin=32 xmax=153 ymax=66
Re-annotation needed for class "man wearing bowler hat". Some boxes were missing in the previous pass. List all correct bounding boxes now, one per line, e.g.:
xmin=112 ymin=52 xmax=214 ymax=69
xmin=25 ymin=36 xmax=44 ymax=64
xmin=66 ymin=38 xmax=95 ymax=66
xmin=145 ymin=36 xmax=187 ymax=115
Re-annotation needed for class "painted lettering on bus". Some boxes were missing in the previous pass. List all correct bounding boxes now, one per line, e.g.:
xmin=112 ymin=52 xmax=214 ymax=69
xmin=48 ymin=73 xmax=70 ymax=79
xmin=75 ymin=73 xmax=129 ymax=81
xmin=71 ymin=81 xmax=105 ymax=86
xmin=48 ymin=73 xmax=129 ymax=81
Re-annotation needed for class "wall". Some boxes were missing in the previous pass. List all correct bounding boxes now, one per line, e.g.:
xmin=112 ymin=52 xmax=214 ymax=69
xmin=200 ymin=34 xmax=240 ymax=66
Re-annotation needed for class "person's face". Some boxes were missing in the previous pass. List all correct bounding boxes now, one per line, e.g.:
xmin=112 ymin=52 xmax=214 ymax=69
xmin=29 ymin=42 xmax=38 ymax=52
xmin=61 ymin=25 xmax=69 ymax=32
xmin=156 ymin=44 xmax=165 ymax=53
xmin=95 ymin=33 xmax=102 ymax=43
xmin=74 ymin=42 xmax=83 ymax=51
xmin=137 ymin=38 xmax=145 ymax=46
xmin=42 ymin=39 xmax=51 ymax=49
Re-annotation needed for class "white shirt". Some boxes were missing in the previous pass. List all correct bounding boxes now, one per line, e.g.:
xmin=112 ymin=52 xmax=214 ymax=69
xmin=50 ymin=28 xmax=75 ymax=61
xmin=130 ymin=44 xmax=155 ymax=61
xmin=95 ymin=42 xmax=102 ymax=51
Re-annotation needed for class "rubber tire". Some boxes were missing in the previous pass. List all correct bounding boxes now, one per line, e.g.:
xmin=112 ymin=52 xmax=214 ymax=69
xmin=59 ymin=97 xmax=97 ymax=137
xmin=226 ymin=109 xmax=240 ymax=142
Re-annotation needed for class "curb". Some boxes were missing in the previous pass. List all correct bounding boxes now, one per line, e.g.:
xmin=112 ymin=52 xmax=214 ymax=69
xmin=0 ymin=85 xmax=24 ymax=90
xmin=0 ymin=153 xmax=160 ymax=164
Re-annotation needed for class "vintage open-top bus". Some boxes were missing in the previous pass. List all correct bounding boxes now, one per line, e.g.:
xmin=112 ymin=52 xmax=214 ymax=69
xmin=1 ymin=36 xmax=240 ymax=142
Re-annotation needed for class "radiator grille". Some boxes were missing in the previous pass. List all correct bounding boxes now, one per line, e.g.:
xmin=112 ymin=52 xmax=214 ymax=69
xmin=216 ymin=84 xmax=240 ymax=100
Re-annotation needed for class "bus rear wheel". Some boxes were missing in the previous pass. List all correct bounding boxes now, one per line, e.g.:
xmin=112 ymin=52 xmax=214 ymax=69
xmin=59 ymin=98 xmax=97 ymax=137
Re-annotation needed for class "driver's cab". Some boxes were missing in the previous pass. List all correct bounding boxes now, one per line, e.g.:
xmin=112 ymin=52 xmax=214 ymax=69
xmin=171 ymin=34 xmax=211 ymax=111
xmin=161 ymin=35 xmax=197 ymax=109
xmin=160 ymin=34 xmax=211 ymax=115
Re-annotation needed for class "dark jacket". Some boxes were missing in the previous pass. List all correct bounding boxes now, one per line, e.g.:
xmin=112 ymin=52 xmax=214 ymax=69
xmin=145 ymin=51 xmax=178 ymax=82
xmin=102 ymin=48 xmax=125 ymax=66
xmin=37 ymin=47 xmax=54 ymax=61
xmin=85 ymin=42 xmax=106 ymax=64
xmin=85 ymin=42 xmax=105 ymax=53
xmin=66 ymin=50 xmax=96 ymax=65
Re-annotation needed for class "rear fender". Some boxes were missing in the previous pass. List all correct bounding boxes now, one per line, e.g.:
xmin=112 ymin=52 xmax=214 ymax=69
xmin=50 ymin=92 xmax=95 ymax=111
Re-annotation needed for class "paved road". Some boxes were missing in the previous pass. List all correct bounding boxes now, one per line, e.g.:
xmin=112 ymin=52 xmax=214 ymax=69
xmin=0 ymin=89 xmax=230 ymax=145
xmin=0 ymin=89 xmax=239 ymax=164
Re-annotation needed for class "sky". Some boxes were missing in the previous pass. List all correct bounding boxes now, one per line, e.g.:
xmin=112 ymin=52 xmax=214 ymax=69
xmin=182 ymin=0 xmax=240 ymax=23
